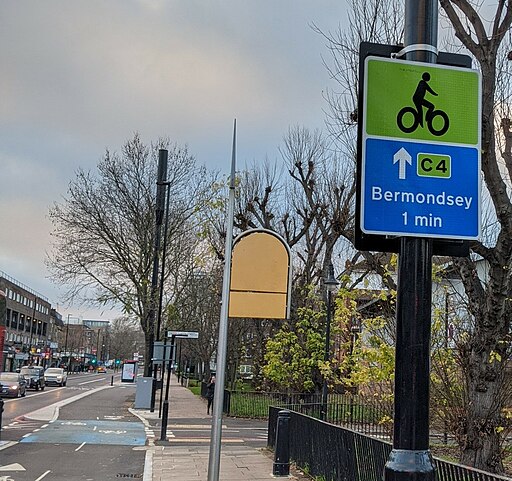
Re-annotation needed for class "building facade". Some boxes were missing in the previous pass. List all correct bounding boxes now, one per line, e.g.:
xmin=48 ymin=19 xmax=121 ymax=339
xmin=0 ymin=271 xmax=56 ymax=371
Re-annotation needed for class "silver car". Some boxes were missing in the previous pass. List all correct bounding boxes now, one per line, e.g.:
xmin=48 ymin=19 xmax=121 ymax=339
xmin=0 ymin=372 xmax=27 ymax=397
xmin=44 ymin=367 xmax=68 ymax=386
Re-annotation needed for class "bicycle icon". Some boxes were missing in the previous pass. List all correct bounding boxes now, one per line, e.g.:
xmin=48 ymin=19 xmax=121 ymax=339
xmin=397 ymin=72 xmax=449 ymax=136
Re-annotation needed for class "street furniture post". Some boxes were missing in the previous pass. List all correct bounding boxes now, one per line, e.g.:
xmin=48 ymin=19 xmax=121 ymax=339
xmin=384 ymin=1 xmax=437 ymax=479
xmin=207 ymin=121 xmax=237 ymax=481
xmin=321 ymin=263 xmax=339 ymax=421
xmin=273 ymin=410 xmax=291 ymax=476
xmin=0 ymin=397 xmax=4 ymax=440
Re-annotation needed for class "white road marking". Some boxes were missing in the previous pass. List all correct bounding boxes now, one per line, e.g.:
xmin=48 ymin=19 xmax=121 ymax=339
xmin=75 ymin=442 xmax=86 ymax=452
xmin=0 ymin=462 xmax=26 ymax=471
xmin=3 ymin=387 xmax=65 ymax=403
xmin=25 ymin=385 xmax=112 ymax=423
xmin=93 ymin=426 xmax=97 ymax=431
xmin=78 ymin=378 xmax=106 ymax=386
xmin=35 ymin=470 xmax=52 ymax=481
xmin=0 ymin=441 xmax=18 ymax=452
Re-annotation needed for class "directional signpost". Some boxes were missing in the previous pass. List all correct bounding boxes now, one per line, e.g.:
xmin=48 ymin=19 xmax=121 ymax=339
xmin=360 ymin=56 xmax=481 ymax=240
xmin=167 ymin=330 xmax=199 ymax=339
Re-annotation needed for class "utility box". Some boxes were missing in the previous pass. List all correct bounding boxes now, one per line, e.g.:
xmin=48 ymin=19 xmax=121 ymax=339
xmin=134 ymin=377 xmax=153 ymax=409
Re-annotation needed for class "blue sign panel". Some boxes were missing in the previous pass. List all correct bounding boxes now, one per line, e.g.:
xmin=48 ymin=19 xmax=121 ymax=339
xmin=362 ymin=138 xmax=479 ymax=239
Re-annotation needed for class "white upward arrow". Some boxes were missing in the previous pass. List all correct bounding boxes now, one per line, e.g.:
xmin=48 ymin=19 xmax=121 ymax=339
xmin=393 ymin=147 xmax=412 ymax=180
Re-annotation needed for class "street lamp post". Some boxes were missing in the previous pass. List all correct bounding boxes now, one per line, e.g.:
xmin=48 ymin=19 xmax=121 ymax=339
xmin=321 ymin=262 xmax=339 ymax=422
xmin=64 ymin=314 xmax=71 ymax=371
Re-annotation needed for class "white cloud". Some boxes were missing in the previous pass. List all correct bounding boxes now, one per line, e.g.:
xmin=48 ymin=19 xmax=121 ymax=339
xmin=0 ymin=0 xmax=345 ymax=315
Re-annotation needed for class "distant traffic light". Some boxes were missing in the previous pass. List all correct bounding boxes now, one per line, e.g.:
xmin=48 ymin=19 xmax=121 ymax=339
xmin=92 ymin=358 xmax=97 ymax=364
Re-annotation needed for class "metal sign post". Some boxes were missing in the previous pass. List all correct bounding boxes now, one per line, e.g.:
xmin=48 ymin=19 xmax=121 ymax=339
xmin=207 ymin=121 xmax=237 ymax=481
xmin=383 ymin=1 xmax=443 ymax=480
xmin=354 ymin=3 xmax=481 ymax=480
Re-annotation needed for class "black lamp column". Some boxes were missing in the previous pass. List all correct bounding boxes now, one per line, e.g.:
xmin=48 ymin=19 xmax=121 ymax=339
xmin=384 ymin=1 xmax=437 ymax=479
xmin=321 ymin=262 xmax=339 ymax=422
xmin=149 ymin=149 xmax=168 ymax=412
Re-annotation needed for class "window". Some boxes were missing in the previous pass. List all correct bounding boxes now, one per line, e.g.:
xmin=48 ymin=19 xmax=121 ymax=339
xmin=11 ymin=311 xmax=18 ymax=329
xmin=42 ymin=322 xmax=47 ymax=337
xmin=26 ymin=317 xmax=32 ymax=333
xmin=19 ymin=314 xmax=25 ymax=332
xmin=6 ymin=308 xmax=11 ymax=328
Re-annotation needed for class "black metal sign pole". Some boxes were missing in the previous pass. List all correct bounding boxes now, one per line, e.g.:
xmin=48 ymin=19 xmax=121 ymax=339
xmin=149 ymin=149 xmax=168 ymax=412
xmin=384 ymin=1 xmax=437 ymax=480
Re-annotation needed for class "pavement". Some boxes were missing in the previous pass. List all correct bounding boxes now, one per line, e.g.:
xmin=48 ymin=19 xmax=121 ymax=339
xmin=131 ymin=375 xmax=303 ymax=481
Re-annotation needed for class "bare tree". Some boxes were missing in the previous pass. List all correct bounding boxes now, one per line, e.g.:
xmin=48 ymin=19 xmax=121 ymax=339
xmin=47 ymin=134 xmax=212 ymax=370
xmin=319 ymin=0 xmax=512 ymax=472
xmin=437 ymin=1 xmax=512 ymax=472
xmin=108 ymin=317 xmax=144 ymax=363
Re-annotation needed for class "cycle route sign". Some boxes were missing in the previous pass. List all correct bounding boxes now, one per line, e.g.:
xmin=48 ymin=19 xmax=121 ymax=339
xmin=361 ymin=56 xmax=481 ymax=239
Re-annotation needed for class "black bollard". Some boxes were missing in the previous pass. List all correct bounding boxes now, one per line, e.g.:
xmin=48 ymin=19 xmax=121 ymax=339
xmin=273 ymin=410 xmax=291 ymax=476
xmin=160 ymin=400 xmax=169 ymax=441
xmin=0 ymin=398 xmax=4 ymax=441
xmin=111 ymin=375 xmax=114 ymax=386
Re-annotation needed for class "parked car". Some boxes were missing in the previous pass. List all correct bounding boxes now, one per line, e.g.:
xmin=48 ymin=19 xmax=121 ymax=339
xmin=44 ymin=367 xmax=68 ymax=386
xmin=20 ymin=366 xmax=45 ymax=391
xmin=0 ymin=372 xmax=27 ymax=398
xmin=97 ymin=366 xmax=107 ymax=373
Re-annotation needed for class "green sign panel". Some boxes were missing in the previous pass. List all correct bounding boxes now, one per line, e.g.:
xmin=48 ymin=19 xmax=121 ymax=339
xmin=365 ymin=57 xmax=480 ymax=145
xmin=417 ymin=153 xmax=451 ymax=178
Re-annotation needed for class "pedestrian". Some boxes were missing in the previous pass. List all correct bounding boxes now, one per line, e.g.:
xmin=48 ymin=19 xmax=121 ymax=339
xmin=206 ymin=375 xmax=216 ymax=415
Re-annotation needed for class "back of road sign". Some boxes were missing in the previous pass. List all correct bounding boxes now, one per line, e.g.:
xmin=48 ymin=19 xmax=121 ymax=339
xmin=229 ymin=229 xmax=291 ymax=319
xmin=360 ymin=56 xmax=481 ymax=240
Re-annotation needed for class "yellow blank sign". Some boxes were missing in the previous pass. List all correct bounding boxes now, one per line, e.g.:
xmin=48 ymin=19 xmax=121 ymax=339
xmin=229 ymin=230 xmax=291 ymax=319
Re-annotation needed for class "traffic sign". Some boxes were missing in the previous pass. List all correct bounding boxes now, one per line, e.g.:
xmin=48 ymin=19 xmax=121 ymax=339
xmin=166 ymin=330 xmax=199 ymax=339
xmin=360 ymin=56 xmax=481 ymax=240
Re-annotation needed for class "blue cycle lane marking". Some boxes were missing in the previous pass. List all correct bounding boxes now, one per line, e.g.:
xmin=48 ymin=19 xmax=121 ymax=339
xmin=20 ymin=420 xmax=146 ymax=446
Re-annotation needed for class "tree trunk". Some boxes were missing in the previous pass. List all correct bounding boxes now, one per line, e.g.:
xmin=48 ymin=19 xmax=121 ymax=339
xmin=456 ymin=258 xmax=511 ymax=473
xmin=461 ymin=379 xmax=504 ymax=472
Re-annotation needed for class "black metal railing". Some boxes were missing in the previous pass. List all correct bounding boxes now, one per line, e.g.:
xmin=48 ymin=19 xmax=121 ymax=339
xmin=268 ymin=407 xmax=512 ymax=481
xmin=220 ymin=390 xmax=392 ymax=438
xmin=211 ymin=388 xmax=322 ymax=418
xmin=281 ymin=401 xmax=392 ymax=438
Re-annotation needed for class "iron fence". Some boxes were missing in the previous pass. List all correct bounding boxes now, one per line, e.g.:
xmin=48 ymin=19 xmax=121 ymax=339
xmin=221 ymin=390 xmax=392 ymax=437
xmin=211 ymin=388 xmax=323 ymax=418
xmin=268 ymin=407 xmax=512 ymax=481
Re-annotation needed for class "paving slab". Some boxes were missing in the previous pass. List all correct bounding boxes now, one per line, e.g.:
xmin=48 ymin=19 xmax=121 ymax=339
xmin=134 ymin=375 xmax=303 ymax=480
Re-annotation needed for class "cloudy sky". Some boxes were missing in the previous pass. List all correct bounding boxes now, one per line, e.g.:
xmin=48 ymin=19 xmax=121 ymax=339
xmin=0 ymin=1 xmax=349 ymax=320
